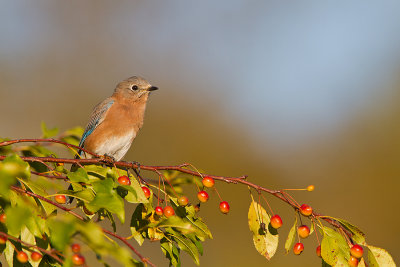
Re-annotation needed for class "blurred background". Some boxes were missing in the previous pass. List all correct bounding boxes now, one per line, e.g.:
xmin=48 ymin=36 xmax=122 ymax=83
xmin=1 ymin=1 xmax=399 ymax=266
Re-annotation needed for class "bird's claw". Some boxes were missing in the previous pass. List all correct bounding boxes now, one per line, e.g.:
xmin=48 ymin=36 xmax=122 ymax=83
xmin=100 ymin=154 xmax=116 ymax=165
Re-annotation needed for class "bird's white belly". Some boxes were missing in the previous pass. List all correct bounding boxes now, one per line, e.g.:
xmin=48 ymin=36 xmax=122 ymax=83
xmin=94 ymin=131 xmax=136 ymax=161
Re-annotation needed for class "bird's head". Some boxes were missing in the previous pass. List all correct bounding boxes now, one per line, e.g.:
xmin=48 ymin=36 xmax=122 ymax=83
xmin=114 ymin=76 xmax=158 ymax=101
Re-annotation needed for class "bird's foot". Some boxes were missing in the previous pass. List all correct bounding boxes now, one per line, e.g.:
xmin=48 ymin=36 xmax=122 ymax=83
xmin=100 ymin=154 xmax=116 ymax=166
xmin=130 ymin=161 xmax=141 ymax=173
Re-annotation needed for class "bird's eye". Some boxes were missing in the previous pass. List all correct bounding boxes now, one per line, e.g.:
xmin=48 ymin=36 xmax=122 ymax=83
xmin=131 ymin=85 xmax=138 ymax=90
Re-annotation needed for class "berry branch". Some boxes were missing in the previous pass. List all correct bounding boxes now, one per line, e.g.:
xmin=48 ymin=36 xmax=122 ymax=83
xmin=0 ymin=231 xmax=64 ymax=264
xmin=0 ymin=137 xmax=395 ymax=266
xmin=10 ymin=185 xmax=157 ymax=267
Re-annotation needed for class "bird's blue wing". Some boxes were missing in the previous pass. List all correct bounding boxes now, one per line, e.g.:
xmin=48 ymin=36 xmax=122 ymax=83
xmin=78 ymin=98 xmax=115 ymax=150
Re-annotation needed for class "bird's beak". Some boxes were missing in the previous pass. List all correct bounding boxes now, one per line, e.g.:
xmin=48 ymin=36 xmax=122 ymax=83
xmin=147 ymin=86 xmax=158 ymax=91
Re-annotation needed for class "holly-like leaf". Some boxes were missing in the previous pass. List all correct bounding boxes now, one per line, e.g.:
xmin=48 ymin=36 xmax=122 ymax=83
xmin=366 ymin=245 xmax=396 ymax=267
xmin=284 ymin=216 xmax=297 ymax=254
xmin=248 ymin=195 xmax=278 ymax=260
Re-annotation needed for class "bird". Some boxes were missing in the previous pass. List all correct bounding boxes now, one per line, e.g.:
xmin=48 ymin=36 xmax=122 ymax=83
xmin=77 ymin=76 xmax=158 ymax=161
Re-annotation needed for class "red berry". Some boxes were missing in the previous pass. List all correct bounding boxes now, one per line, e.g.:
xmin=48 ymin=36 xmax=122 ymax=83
xmin=142 ymin=186 xmax=151 ymax=199
xmin=202 ymin=176 xmax=215 ymax=188
xmin=55 ymin=195 xmax=67 ymax=204
xmin=178 ymin=196 xmax=189 ymax=206
xmin=155 ymin=206 xmax=163 ymax=216
xmin=270 ymin=215 xmax=283 ymax=229
xmin=163 ymin=206 xmax=175 ymax=217
xmin=197 ymin=191 xmax=209 ymax=203
xmin=117 ymin=175 xmax=131 ymax=185
xmin=293 ymin=242 xmax=304 ymax=255
xmin=72 ymin=254 xmax=85 ymax=265
xmin=71 ymin=243 xmax=81 ymax=253
xmin=16 ymin=251 xmax=28 ymax=263
xmin=31 ymin=251 xmax=42 ymax=262
xmin=348 ymin=255 xmax=359 ymax=267
xmin=299 ymin=204 xmax=313 ymax=216
xmin=316 ymin=245 xmax=321 ymax=257
xmin=0 ymin=213 xmax=6 ymax=223
xmin=298 ymin=225 xmax=310 ymax=238
xmin=0 ymin=235 xmax=7 ymax=244
xmin=219 ymin=201 xmax=230 ymax=214
xmin=350 ymin=244 xmax=364 ymax=259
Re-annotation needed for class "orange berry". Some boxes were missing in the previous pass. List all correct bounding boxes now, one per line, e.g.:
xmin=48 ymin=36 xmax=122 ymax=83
xmin=72 ymin=254 xmax=85 ymax=265
xmin=350 ymin=244 xmax=363 ymax=259
xmin=348 ymin=255 xmax=359 ymax=267
xmin=177 ymin=196 xmax=189 ymax=206
xmin=163 ymin=206 xmax=175 ymax=217
xmin=316 ymin=245 xmax=321 ymax=257
xmin=155 ymin=206 xmax=163 ymax=216
xmin=197 ymin=191 xmax=209 ymax=203
xmin=270 ymin=215 xmax=283 ymax=229
xmin=0 ymin=213 xmax=6 ymax=223
xmin=142 ymin=186 xmax=151 ymax=199
xmin=31 ymin=251 xmax=42 ymax=262
xmin=71 ymin=243 xmax=81 ymax=253
xmin=297 ymin=225 xmax=310 ymax=238
xmin=293 ymin=242 xmax=304 ymax=255
xmin=117 ymin=175 xmax=131 ymax=185
xmin=219 ymin=201 xmax=230 ymax=214
xmin=54 ymin=195 xmax=67 ymax=204
xmin=16 ymin=251 xmax=28 ymax=263
xmin=202 ymin=176 xmax=215 ymax=188
xmin=299 ymin=204 xmax=313 ymax=216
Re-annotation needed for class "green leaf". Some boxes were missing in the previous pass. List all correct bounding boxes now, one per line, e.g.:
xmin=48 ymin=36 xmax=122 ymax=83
xmin=41 ymin=121 xmax=59 ymax=138
xmin=5 ymin=239 xmax=15 ymax=267
xmin=5 ymin=205 xmax=32 ymax=236
xmin=248 ymin=195 xmax=278 ymax=260
xmin=61 ymin=126 xmax=84 ymax=147
xmin=130 ymin=204 xmax=146 ymax=245
xmin=124 ymin=176 xmax=148 ymax=203
xmin=0 ymin=154 xmax=30 ymax=198
xmin=47 ymin=216 xmax=76 ymax=251
xmin=168 ymin=229 xmax=200 ymax=265
xmin=284 ymin=216 xmax=297 ymax=254
xmin=19 ymin=179 xmax=56 ymax=216
xmin=86 ymin=178 xmax=125 ymax=223
xmin=161 ymin=238 xmax=181 ymax=267
xmin=57 ymin=189 xmax=95 ymax=203
xmin=155 ymin=216 xmax=193 ymax=231
xmin=320 ymin=227 xmax=349 ymax=266
xmin=366 ymin=245 xmax=396 ymax=267
xmin=21 ymin=226 xmax=42 ymax=267
xmin=68 ymin=168 xmax=89 ymax=183
xmin=76 ymin=221 xmax=104 ymax=246
xmin=335 ymin=218 xmax=365 ymax=244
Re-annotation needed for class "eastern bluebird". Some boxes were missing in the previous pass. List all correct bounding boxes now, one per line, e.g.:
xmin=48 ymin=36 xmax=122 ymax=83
xmin=77 ymin=76 xmax=158 ymax=161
